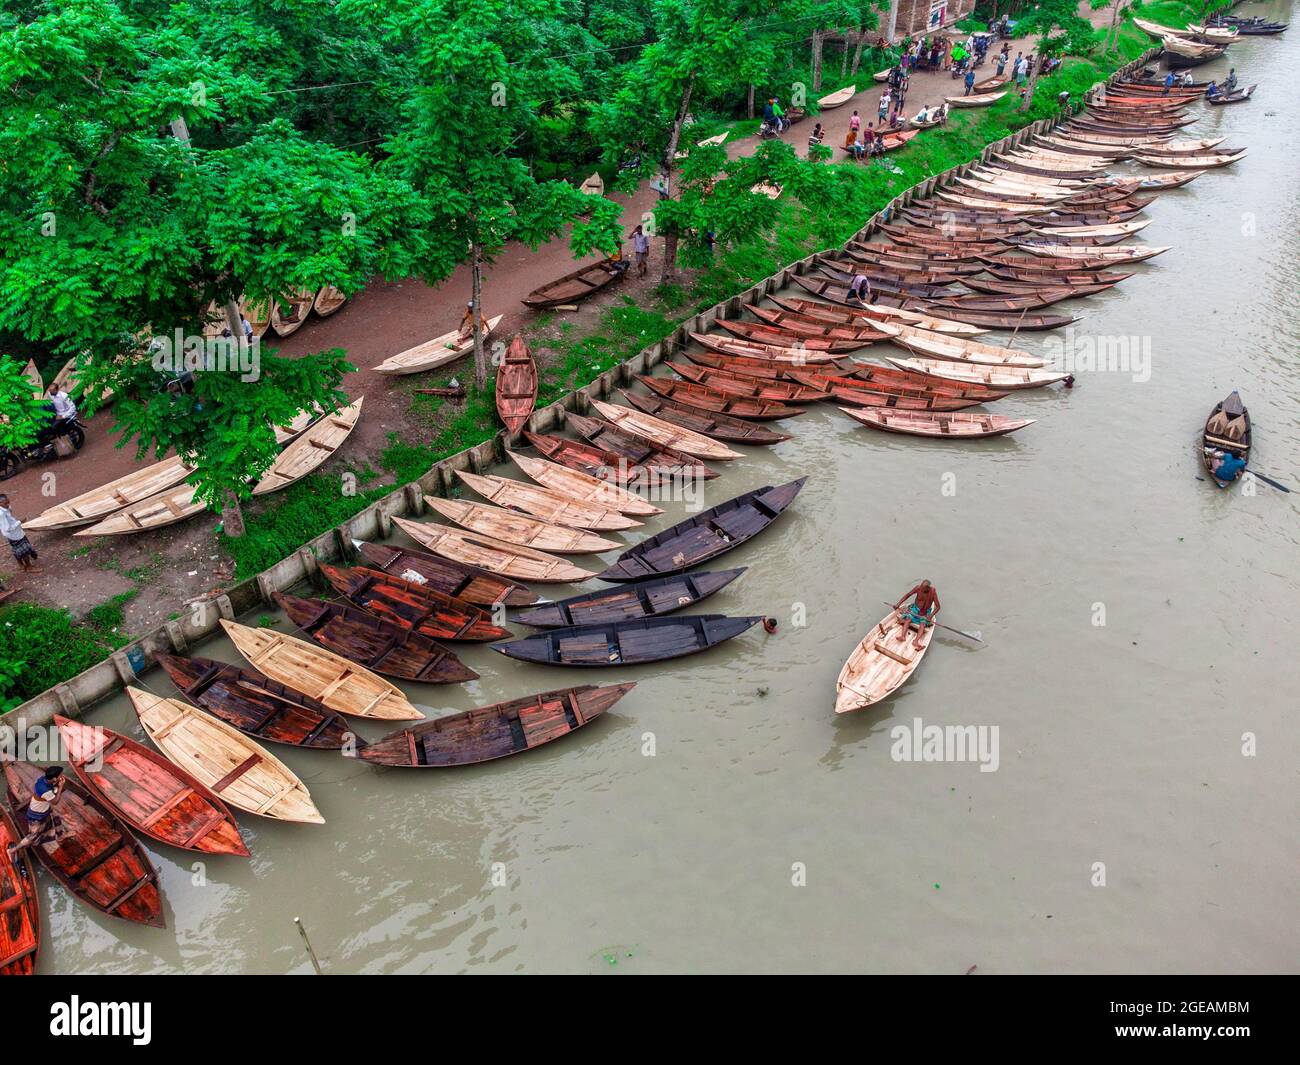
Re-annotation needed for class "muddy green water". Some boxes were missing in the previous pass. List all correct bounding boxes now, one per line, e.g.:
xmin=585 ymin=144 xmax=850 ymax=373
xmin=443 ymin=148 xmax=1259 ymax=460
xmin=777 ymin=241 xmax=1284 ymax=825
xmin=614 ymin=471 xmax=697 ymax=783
xmin=32 ymin=5 xmax=1300 ymax=974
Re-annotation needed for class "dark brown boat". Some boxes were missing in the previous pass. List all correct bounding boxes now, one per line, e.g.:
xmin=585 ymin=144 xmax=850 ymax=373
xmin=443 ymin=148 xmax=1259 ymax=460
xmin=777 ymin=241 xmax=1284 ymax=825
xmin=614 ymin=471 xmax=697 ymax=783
xmin=929 ymin=287 xmax=1092 ymax=311
xmin=355 ymin=540 xmax=540 ymax=607
xmin=962 ymin=276 xmax=1114 ymax=297
xmin=815 ymin=265 xmax=965 ymax=299
xmin=848 ymin=240 xmax=985 ymax=263
xmin=492 ymin=614 xmax=763 ymax=666
xmin=984 ymin=265 xmax=1134 ymax=285
xmin=637 ymin=374 xmax=803 ymax=421
xmin=0 ymin=807 xmax=39 ymax=974
xmin=2 ymin=761 xmax=164 ymax=928
xmin=746 ymin=305 xmax=890 ymax=342
xmin=496 ymin=335 xmax=537 ymax=435
xmin=515 ymin=569 xmax=746 ymax=627
xmin=714 ymin=318 xmax=865 ymax=352
xmin=621 ymin=389 xmax=792 ymax=444
xmin=824 ymin=254 xmax=975 ymax=285
xmin=668 ymin=362 xmax=828 ymax=402
xmin=879 ymin=223 xmax=1009 ymax=248
xmin=567 ymin=411 xmax=720 ymax=479
xmin=157 ymin=652 xmax=368 ymax=748
xmin=357 ymin=684 xmax=635 ymax=767
xmin=683 ymin=348 xmax=861 ymax=382
xmin=319 ymin=563 xmax=512 ymax=642
xmin=598 ymin=477 xmax=806 ymax=582
xmin=274 ymin=595 xmax=478 ymax=684
xmin=55 ymin=716 xmax=249 ymax=857
xmin=846 ymin=244 xmax=987 ymax=272
xmin=870 ymin=293 xmax=1081 ymax=330
xmin=524 ymin=430 xmax=717 ymax=483
xmin=787 ymin=366 xmax=1007 ymax=401
xmin=981 ymin=252 xmax=1137 ymax=273
xmin=521 ymin=259 xmax=624 ymax=309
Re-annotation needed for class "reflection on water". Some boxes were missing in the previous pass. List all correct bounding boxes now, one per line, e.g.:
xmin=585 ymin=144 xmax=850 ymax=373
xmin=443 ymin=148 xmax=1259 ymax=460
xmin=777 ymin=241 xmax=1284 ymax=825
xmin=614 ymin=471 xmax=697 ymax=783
xmin=39 ymin=4 xmax=1300 ymax=974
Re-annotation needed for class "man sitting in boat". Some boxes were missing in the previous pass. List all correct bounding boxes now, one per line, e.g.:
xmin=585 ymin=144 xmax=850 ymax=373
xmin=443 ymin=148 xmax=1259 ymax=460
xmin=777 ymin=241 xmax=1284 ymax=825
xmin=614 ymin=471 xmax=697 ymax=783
xmin=1178 ymin=71 xmax=1194 ymax=87
xmin=894 ymin=580 xmax=941 ymax=650
xmin=6 ymin=766 xmax=66 ymax=859
xmin=847 ymin=272 xmax=873 ymax=304
xmin=913 ymin=104 xmax=933 ymax=124
xmin=1210 ymin=449 xmax=1246 ymax=483
xmin=456 ymin=301 xmax=475 ymax=343
xmin=1205 ymin=81 xmax=1222 ymax=100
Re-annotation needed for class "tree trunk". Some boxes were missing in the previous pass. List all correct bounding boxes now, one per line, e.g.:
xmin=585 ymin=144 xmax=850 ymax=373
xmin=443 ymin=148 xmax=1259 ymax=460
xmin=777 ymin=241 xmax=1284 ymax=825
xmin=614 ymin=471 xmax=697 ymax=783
xmin=470 ymin=243 xmax=486 ymax=390
xmin=1018 ymin=42 xmax=1042 ymax=112
xmin=1105 ymin=1 xmax=1123 ymax=53
xmin=841 ymin=33 xmax=850 ymax=77
xmin=658 ymin=76 xmax=696 ymax=283
xmin=747 ymin=83 xmax=755 ymax=119
xmin=886 ymin=0 xmax=899 ymax=42
xmin=222 ymin=490 xmax=247 ymax=538
xmin=850 ymin=30 xmax=866 ymax=75
xmin=811 ymin=30 xmax=824 ymax=91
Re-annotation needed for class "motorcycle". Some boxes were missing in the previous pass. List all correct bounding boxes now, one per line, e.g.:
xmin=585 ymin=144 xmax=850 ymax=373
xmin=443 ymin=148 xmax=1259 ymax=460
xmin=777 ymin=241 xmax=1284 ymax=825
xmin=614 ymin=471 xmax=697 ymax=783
xmin=757 ymin=118 xmax=781 ymax=139
xmin=0 ymin=409 xmax=86 ymax=480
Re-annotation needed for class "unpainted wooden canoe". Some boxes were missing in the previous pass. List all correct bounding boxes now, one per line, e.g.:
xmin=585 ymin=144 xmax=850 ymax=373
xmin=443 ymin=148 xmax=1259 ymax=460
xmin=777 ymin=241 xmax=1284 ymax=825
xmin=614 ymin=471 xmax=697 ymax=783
xmin=667 ymin=362 xmax=829 ymax=403
xmin=20 ymin=358 xmax=42 ymax=397
xmin=508 ymin=448 xmax=662 ymax=516
xmin=835 ymin=604 xmax=936 ymax=714
xmin=129 ymin=688 xmax=324 ymax=824
xmin=455 ymin=469 xmax=641 ymax=530
xmin=689 ymin=330 xmax=844 ymax=363
xmin=376 ymin=315 xmax=503 ymax=375
xmin=270 ymin=287 xmax=317 ymax=338
xmin=220 ymin=620 xmax=422 ymax=720
xmin=882 ymin=322 xmax=1046 ymax=368
xmin=945 ymin=90 xmax=1006 ymax=107
xmin=620 ymin=389 xmax=793 ymax=444
xmin=768 ymin=295 xmax=988 ymax=338
xmin=355 ymin=538 xmax=540 ymax=607
xmin=521 ymin=260 xmax=624 ymax=310
xmin=886 ymin=356 xmax=1071 ymax=390
xmin=0 ymin=807 xmax=40 ymax=974
xmin=840 ymin=406 xmax=1034 ymax=438
xmin=1131 ymin=151 xmax=1244 ymax=169
xmin=252 ymin=397 xmax=363 ymax=495
xmin=566 ymin=412 xmax=721 ymax=480
xmin=55 ymin=715 xmax=250 ymax=856
xmin=390 ymin=517 xmax=599 ymax=583
xmin=423 ymin=496 xmax=620 ymax=553
xmin=2 ymin=762 xmax=163 ymax=928
xmin=1015 ymin=242 xmax=1168 ymax=262
xmin=496 ymin=336 xmax=538 ymax=435
xmin=817 ymin=84 xmax=856 ymax=108
xmin=25 ymin=454 xmax=194 ymax=531
xmin=515 ymin=568 xmax=747 ymax=628
xmin=312 ymin=285 xmax=348 ymax=317
xmin=636 ymin=374 xmax=804 ymax=421
xmin=493 ymin=614 xmax=764 ymax=666
xmin=73 ymin=481 xmax=203 ymax=537
xmin=589 ymin=399 xmax=742 ymax=461
xmin=357 ymin=684 xmax=635 ymax=767
xmin=318 ymin=563 xmax=512 ymax=642
xmin=579 ymin=172 xmax=604 ymax=196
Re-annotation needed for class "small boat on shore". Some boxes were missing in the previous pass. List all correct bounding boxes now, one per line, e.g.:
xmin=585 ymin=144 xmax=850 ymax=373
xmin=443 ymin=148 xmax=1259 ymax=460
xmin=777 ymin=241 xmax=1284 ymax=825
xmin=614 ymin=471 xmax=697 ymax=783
xmin=376 ymin=315 xmax=503 ymax=375
xmin=522 ymin=259 xmax=624 ymax=309
xmin=496 ymin=336 xmax=537 ymax=435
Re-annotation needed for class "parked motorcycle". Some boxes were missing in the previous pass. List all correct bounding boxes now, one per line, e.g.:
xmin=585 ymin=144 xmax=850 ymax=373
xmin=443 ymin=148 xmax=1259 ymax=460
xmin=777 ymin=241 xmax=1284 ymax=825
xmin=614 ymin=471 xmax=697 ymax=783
xmin=0 ymin=407 xmax=86 ymax=480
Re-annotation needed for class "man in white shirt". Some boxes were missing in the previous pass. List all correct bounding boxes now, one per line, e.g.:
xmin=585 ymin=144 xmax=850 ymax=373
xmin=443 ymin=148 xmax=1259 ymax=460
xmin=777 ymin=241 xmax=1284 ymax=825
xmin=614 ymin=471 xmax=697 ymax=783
xmin=0 ymin=493 xmax=41 ymax=573
xmin=48 ymin=387 xmax=77 ymax=423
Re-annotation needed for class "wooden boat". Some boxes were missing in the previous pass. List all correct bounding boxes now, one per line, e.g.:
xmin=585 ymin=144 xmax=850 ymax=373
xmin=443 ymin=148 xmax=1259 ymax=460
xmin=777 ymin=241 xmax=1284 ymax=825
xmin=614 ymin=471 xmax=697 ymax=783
xmin=668 ymin=362 xmax=827 ymax=403
xmin=356 ymin=684 xmax=635 ymax=767
xmin=946 ymin=90 xmax=1006 ymax=107
xmin=715 ymin=318 xmax=867 ymax=352
xmin=47 ymin=353 xmax=117 ymax=406
xmin=496 ymin=335 xmax=537 ymax=435
xmin=252 ymin=397 xmax=363 ymax=495
xmin=20 ymin=358 xmax=42 ymax=397
xmin=273 ymin=596 xmax=476 ymax=684
xmin=746 ymin=305 xmax=891 ymax=343
xmin=238 ymin=296 xmax=273 ymax=338
xmin=964 ymin=275 xmax=1116 ymax=297
xmin=973 ymin=73 xmax=1010 ymax=92
xmin=816 ymin=264 xmax=965 ymax=298
xmin=768 ymin=294 xmax=988 ymax=337
xmin=493 ymin=614 xmax=763 ymax=666
xmin=1132 ymin=151 xmax=1243 ymax=169
xmin=834 ymin=603 xmax=936 ymax=714
xmin=985 ymin=264 xmax=1132 ymax=285
xmin=622 ymin=387 xmax=794 ymax=444
xmin=929 ymin=287 xmax=1092 ymax=312
xmin=579 ymin=172 xmax=604 ymax=196
xmin=269 ymin=287 xmax=317 ymax=337
xmin=74 ymin=481 xmax=203 ymax=537
xmin=455 ymin=469 xmax=640 ymax=530
xmin=1135 ymin=137 xmax=1231 ymax=155
xmin=847 ymin=241 xmax=991 ymax=266
xmin=220 ymin=620 xmax=423 ymax=720
xmin=129 ymin=689 xmax=324 ymax=824
xmin=690 ymin=330 xmax=844 ymax=363
xmin=25 ymin=454 xmax=194 ymax=531
xmin=807 ymin=384 xmax=986 ymax=412
xmin=515 ymin=569 xmax=746 ymax=628
xmin=1201 ymin=390 xmax=1251 ymax=488
xmin=376 ymin=315 xmax=503 ymax=375
xmin=2 ymin=762 xmax=163 ymax=928
xmin=423 ymin=496 xmax=620 ymax=553
xmin=682 ymin=348 xmax=859 ymax=381
xmin=896 ymin=300 xmax=1078 ymax=332
xmin=844 ymin=245 xmax=995 ymax=273
xmin=509 ymin=449 xmax=661 ymax=516
xmin=312 ymin=285 xmax=348 ymax=317
xmin=319 ymin=562 xmax=511 ymax=641
xmin=886 ymin=356 xmax=1071 ymax=390
xmin=355 ymin=539 xmax=540 ymax=607
xmin=157 ymin=652 xmax=378 ymax=747
xmin=840 ymin=406 xmax=1033 ymax=438
xmin=751 ymin=182 xmax=782 ymax=199
xmin=598 ymin=478 xmax=806 ymax=582
xmin=697 ymin=131 xmax=729 ymax=147
xmin=936 ymin=192 xmax=1053 ymax=214
xmin=524 ymin=430 xmax=717 ymax=484
xmin=589 ymin=399 xmax=742 ymax=461
xmin=787 ymin=364 xmax=1007 ymax=401
xmin=1027 ymin=219 xmax=1150 ymax=238
xmin=56 ymin=716 xmax=250 ymax=856
xmin=638 ymin=375 xmax=805 ymax=420
xmin=0 ymin=807 xmax=39 ymax=974
xmin=872 ymin=68 xmax=890 ymax=82
xmin=1016 ymin=242 xmax=1168 ymax=262
xmin=521 ymin=259 xmax=623 ymax=309
xmin=390 ymin=517 xmax=598 ymax=583
xmin=882 ymin=323 xmax=1045 ymax=368
xmin=817 ymin=84 xmax=856 ymax=108
xmin=566 ymin=412 xmax=721 ymax=479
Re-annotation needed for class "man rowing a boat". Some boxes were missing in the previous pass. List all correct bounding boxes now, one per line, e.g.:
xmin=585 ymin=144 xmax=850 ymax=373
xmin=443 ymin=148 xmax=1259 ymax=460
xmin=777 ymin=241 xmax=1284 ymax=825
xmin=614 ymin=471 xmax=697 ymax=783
xmin=894 ymin=580 xmax=940 ymax=650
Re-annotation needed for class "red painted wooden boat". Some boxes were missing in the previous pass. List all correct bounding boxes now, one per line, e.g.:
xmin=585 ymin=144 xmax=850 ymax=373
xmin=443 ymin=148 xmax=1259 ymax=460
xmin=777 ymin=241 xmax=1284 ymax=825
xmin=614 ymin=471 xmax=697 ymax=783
xmin=319 ymin=563 xmax=511 ymax=642
xmin=357 ymin=684 xmax=636 ymax=767
xmin=55 ymin=716 xmax=249 ymax=857
xmin=682 ymin=348 xmax=861 ymax=381
xmin=524 ymin=430 xmax=717 ymax=483
xmin=2 ymin=761 xmax=164 ymax=928
xmin=636 ymin=375 xmax=804 ymax=421
xmin=0 ymin=805 xmax=40 ymax=974
xmin=496 ymin=336 xmax=537 ymax=435
xmin=847 ymin=241 xmax=988 ymax=265
xmin=714 ymin=318 xmax=865 ymax=352
xmin=621 ymin=389 xmax=792 ymax=443
xmin=786 ymin=366 xmax=1007 ymax=401
xmin=515 ymin=569 xmax=747 ymax=628
xmin=566 ymin=412 xmax=720 ymax=480
xmin=689 ymin=330 xmax=843 ymax=363
xmin=745 ymin=305 xmax=891 ymax=343
xmin=355 ymin=540 xmax=539 ymax=608
xmin=668 ymin=362 xmax=828 ymax=402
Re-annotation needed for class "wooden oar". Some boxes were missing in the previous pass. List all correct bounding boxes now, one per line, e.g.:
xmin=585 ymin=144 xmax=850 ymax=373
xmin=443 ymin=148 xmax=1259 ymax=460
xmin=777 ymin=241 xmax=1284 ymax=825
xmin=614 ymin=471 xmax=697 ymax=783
xmin=882 ymin=602 xmax=983 ymax=642
xmin=1247 ymin=470 xmax=1291 ymax=493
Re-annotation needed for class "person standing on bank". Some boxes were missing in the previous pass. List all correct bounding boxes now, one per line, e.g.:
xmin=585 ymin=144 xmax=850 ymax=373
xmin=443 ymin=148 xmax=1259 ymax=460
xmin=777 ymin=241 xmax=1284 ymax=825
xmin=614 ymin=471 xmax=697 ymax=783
xmin=0 ymin=494 xmax=40 ymax=574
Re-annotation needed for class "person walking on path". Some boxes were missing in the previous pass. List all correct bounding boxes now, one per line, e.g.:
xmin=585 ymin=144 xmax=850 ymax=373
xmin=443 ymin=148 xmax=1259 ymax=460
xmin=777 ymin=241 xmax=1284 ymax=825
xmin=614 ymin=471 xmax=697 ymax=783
xmin=878 ymin=90 xmax=891 ymax=123
xmin=964 ymin=69 xmax=976 ymax=96
xmin=0 ymin=494 xmax=41 ymax=575
xmin=631 ymin=225 xmax=651 ymax=277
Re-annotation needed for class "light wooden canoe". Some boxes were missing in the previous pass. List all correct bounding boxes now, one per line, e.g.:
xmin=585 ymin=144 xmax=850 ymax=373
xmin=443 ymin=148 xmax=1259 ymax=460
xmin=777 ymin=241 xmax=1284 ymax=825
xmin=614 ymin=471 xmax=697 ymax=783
xmin=767 ymin=295 xmax=988 ymax=338
xmin=955 ymin=177 xmax=1071 ymax=202
xmin=496 ymin=335 xmax=538 ymax=434
xmin=1015 ymin=243 xmax=1168 ymax=262
xmin=269 ymin=287 xmax=317 ymax=338
xmin=128 ymin=688 xmax=324 ymax=824
xmin=26 ymin=454 xmax=194 ymax=531
xmin=508 ymin=449 xmax=661 ymax=516
xmin=391 ymin=516 xmax=598 ymax=583
xmin=375 ymin=315 xmax=503 ymax=375
xmin=579 ymin=172 xmax=604 ymax=196
xmin=422 ymin=496 xmax=620 ymax=554
xmin=1028 ymin=219 xmax=1151 ymax=238
xmin=455 ymin=469 xmax=640 ymax=530
xmin=840 ymin=406 xmax=1034 ymax=438
xmin=21 ymin=358 xmax=42 ymax=398
xmin=1132 ymin=151 xmax=1244 ymax=169
xmin=220 ymin=620 xmax=422 ymax=720
xmin=879 ymin=322 xmax=1045 ymax=368
xmin=835 ymin=605 xmax=936 ymax=714
xmin=697 ymin=131 xmax=729 ymax=147
xmin=751 ymin=181 xmax=783 ymax=199
xmin=886 ymin=357 xmax=1071 ymax=390
xmin=590 ymin=399 xmax=742 ymax=461
xmin=74 ymin=481 xmax=204 ymax=536
xmin=312 ymin=285 xmax=348 ymax=317
xmin=272 ymin=407 xmax=321 ymax=444
xmin=946 ymin=90 xmax=1006 ymax=107
xmin=252 ymin=397 xmax=362 ymax=495
xmin=936 ymin=192 xmax=1052 ymax=214
xmin=239 ymin=296 xmax=273 ymax=338
xmin=873 ymin=68 xmax=890 ymax=82
xmin=817 ymin=84 xmax=856 ymax=108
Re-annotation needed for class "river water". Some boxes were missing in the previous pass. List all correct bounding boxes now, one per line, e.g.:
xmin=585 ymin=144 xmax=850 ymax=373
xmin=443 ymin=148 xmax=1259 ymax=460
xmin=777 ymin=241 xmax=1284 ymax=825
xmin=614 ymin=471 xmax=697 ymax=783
xmin=35 ymin=4 xmax=1299 ymax=974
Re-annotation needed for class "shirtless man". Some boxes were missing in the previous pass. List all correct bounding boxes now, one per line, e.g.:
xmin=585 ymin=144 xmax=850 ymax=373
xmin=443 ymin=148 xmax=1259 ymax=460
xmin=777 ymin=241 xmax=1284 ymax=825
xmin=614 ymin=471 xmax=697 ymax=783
xmin=894 ymin=579 xmax=940 ymax=649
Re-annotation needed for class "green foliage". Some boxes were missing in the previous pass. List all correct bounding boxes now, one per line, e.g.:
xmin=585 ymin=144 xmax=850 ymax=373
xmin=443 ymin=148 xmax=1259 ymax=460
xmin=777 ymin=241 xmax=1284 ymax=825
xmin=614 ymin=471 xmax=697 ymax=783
xmin=0 ymin=355 xmax=50 ymax=450
xmin=0 ymin=603 xmax=128 ymax=712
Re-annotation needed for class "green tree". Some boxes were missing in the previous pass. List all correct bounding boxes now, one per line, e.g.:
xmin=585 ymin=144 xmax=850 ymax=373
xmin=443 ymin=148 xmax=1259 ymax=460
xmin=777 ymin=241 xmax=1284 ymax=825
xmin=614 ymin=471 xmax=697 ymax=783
xmin=1013 ymin=1 xmax=1097 ymax=112
xmin=0 ymin=357 xmax=51 ymax=453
